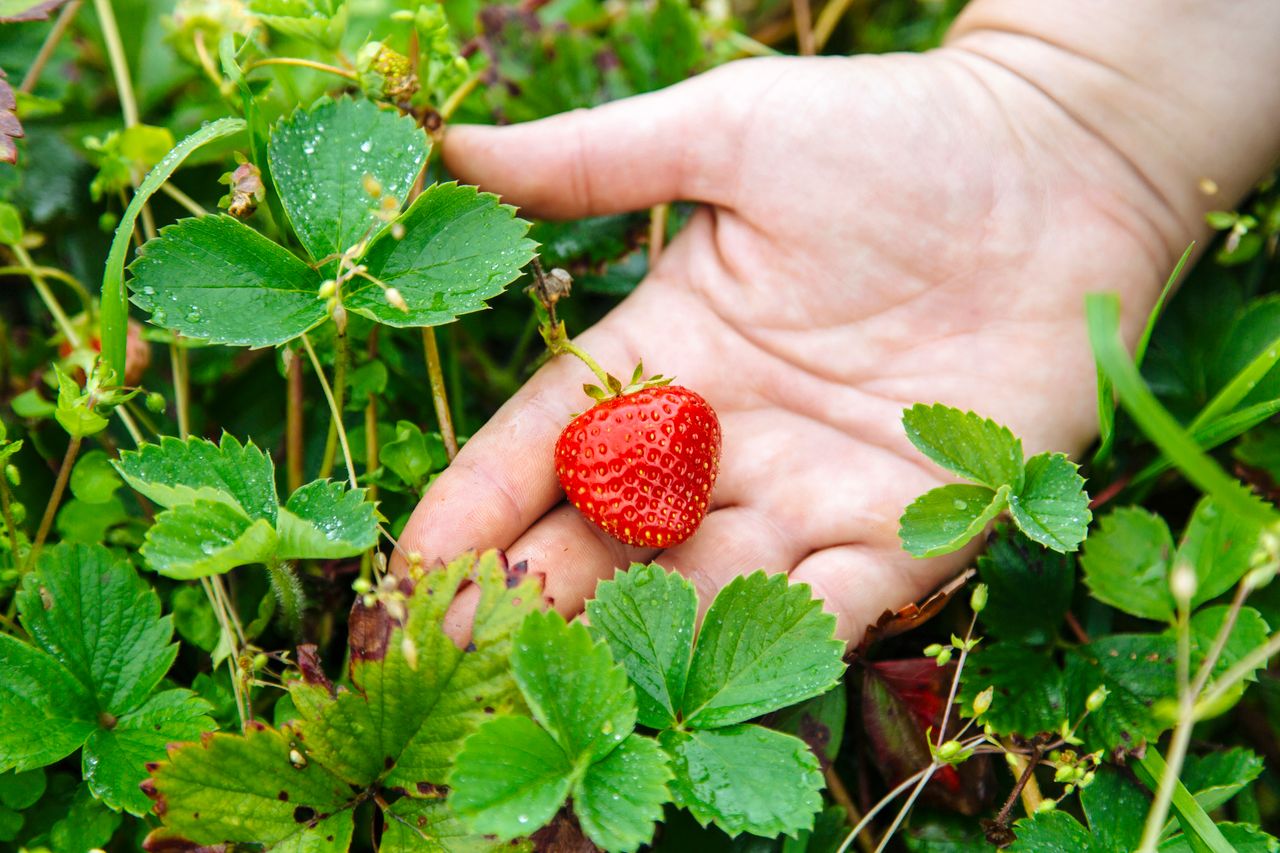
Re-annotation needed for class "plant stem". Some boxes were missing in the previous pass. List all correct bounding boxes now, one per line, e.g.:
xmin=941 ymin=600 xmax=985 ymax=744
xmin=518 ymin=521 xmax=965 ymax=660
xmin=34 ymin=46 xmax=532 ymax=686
xmin=286 ymin=348 xmax=304 ymax=493
xmin=440 ymin=71 xmax=483 ymax=121
xmin=191 ymin=30 xmax=224 ymax=91
xmin=0 ymin=264 xmax=95 ymax=321
xmin=421 ymin=328 xmax=459 ymax=460
xmin=824 ymin=765 xmax=875 ymax=853
xmin=792 ymin=0 xmax=815 ymax=55
xmin=1138 ymin=581 xmax=1252 ymax=851
xmin=364 ymin=328 xmax=381 ymax=504
xmin=115 ymin=405 xmax=145 ymax=446
xmin=320 ymin=326 xmax=349 ymax=479
xmin=26 ymin=434 xmax=81 ymax=570
xmin=874 ymin=765 xmax=938 ymax=853
xmin=244 ymin=57 xmax=358 ymax=81
xmin=266 ymin=559 xmax=304 ymax=630
xmin=20 ymin=0 xmax=82 ymax=92
xmin=160 ymin=182 xmax=209 ymax=218
xmin=302 ymin=334 xmax=358 ymax=490
xmin=0 ymin=478 xmax=22 ymax=557
xmin=812 ymin=0 xmax=860 ymax=51
xmin=200 ymin=575 xmax=248 ymax=727
xmin=9 ymin=244 xmax=81 ymax=347
xmin=169 ymin=341 xmax=191 ymax=439
xmin=549 ymin=335 xmax=613 ymax=389
xmin=648 ymin=203 xmax=669 ymax=265
xmin=93 ymin=0 xmax=139 ymax=126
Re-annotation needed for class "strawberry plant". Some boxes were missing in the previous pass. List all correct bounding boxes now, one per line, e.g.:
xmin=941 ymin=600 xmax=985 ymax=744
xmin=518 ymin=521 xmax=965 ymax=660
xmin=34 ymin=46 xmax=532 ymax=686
xmin=4 ymin=0 xmax=1280 ymax=851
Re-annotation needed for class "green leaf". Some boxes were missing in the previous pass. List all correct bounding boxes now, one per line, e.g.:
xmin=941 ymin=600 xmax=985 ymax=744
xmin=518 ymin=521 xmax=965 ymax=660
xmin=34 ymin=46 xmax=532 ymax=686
xmin=1181 ymin=748 xmax=1265 ymax=815
xmin=0 ymin=201 xmax=23 ymax=243
xmin=382 ymin=795 xmax=526 ymax=852
xmin=959 ymin=643 xmax=1067 ymax=736
xmin=1087 ymin=293 xmax=1277 ymax=527
xmin=1007 ymin=811 xmax=1092 ymax=852
xmin=102 ymin=117 xmax=246 ymax=381
xmin=1176 ymin=496 xmax=1266 ymax=607
xmin=149 ymin=722 xmax=356 ymax=849
xmin=512 ymin=610 xmax=635 ymax=762
xmin=1133 ymin=748 xmax=1239 ymax=853
xmin=661 ymin=725 xmax=822 ymax=839
xmin=447 ymin=715 xmax=575 ymax=839
xmin=1008 ymin=452 xmax=1091 ymax=552
xmin=1079 ymin=766 xmax=1150 ymax=851
xmin=140 ymin=500 xmax=278 ymax=578
xmin=1081 ymin=507 xmax=1176 ymax=622
xmin=380 ymin=421 xmax=448 ymax=490
xmin=899 ymin=483 xmax=1009 ymax=558
xmin=275 ymin=480 xmax=378 ymax=560
xmin=771 ymin=684 xmax=847 ymax=768
xmin=682 ymin=571 xmax=844 ymax=729
xmin=114 ymin=434 xmax=279 ymax=523
xmin=54 ymin=365 xmax=109 ymax=437
xmin=128 ymin=214 xmax=325 ymax=347
xmin=575 ymin=733 xmax=671 ymax=853
xmin=68 ymin=449 xmax=122 ymax=503
xmin=268 ymin=97 xmax=428 ymax=264
xmin=977 ymin=524 xmax=1075 ymax=644
xmin=586 ymin=563 xmax=698 ymax=730
xmin=0 ymin=632 xmax=96 ymax=772
xmin=250 ymin=0 xmax=349 ymax=47
xmin=901 ymin=403 xmax=1024 ymax=489
xmin=1188 ymin=605 xmax=1271 ymax=682
xmin=294 ymin=551 xmax=540 ymax=792
xmin=1066 ymin=634 xmax=1177 ymax=750
xmin=17 ymin=543 xmax=177 ymax=714
xmin=0 ymin=768 xmax=46 ymax=810
xmin=83 ymin=688 xmax=213 ymax=814
xmin=49 ymin=784 xmax=122 ymax=853
xmin=1159 ymin=825 xmax=1280 ymax=853
xmin=349 ymin=182 xmax=536 ymax=327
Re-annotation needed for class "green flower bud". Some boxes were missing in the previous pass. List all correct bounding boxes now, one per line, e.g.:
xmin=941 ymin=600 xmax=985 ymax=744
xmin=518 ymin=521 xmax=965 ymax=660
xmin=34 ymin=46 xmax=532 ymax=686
xmin=1036 ymin=799 xmax=1057 ymax=814
xmin=1079 ymin=770 xmax=1096 ymax=788
xmin=0 ymin=568 xmax=19 ymax=584
xmin=251 ymin=652 xmax=269 ymax=672
xmin=972 ymin=686 xmax=994 ymax=717
xmin=936 ymin=741 xmax=963 ymax=761
xmin=923 ymin=643 xmax=943 ymax=658
xmin=10 ymin=502 xmax=25 ymax=525
xmin=970 ymin=583 xmax=988 ymax=614
xmin=352 ymin=577 xmax=373 ymax=595
xmin=1086 ymin=685 xmax=1110 ymax=713
xmin=935 ymin=647 xmax=953 ymax=667
xmin=145 ymin=392 xmax=166 ymax=413
xmin=5 ymin=464 xmax=19 ymax=487
xmin=1054 ymin=765 xmax=1074 ymax=783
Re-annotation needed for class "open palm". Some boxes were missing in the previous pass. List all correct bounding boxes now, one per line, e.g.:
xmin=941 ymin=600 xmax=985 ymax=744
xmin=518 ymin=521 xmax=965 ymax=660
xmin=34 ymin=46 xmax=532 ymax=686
xmin=399 ymin=51 xmax=1181 ymax=642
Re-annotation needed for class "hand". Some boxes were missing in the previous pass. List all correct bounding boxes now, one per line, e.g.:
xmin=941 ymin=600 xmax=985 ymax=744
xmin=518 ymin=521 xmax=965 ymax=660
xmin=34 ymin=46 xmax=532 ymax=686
xmin=396 ymin=49 xmax=1195 ymax=643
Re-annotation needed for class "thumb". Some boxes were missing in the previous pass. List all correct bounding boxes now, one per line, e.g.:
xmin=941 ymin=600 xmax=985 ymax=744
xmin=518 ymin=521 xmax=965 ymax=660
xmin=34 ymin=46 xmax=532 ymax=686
xmin=442 ymin=65 xmax=743 ymax=219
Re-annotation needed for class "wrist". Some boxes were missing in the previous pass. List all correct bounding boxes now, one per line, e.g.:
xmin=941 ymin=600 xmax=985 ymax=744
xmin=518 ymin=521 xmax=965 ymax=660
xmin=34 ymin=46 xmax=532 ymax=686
xmin=943 ymin=2 xmax=1280 ymax=256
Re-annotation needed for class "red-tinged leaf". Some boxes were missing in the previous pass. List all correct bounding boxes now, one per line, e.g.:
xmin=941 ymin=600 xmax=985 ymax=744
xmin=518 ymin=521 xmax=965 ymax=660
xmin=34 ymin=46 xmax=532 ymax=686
xmin=860 ymin=658 xmax=994 ymax=815
xmin=853 ymin=568 xmax=975 ymax=658
xmin=1 ymin=68 xmax=22 ymax=164
xmin=0 ymin=0 xmax=71 ymax=22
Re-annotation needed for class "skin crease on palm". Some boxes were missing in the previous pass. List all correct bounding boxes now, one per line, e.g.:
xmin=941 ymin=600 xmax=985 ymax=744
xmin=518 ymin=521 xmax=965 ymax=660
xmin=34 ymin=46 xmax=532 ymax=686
xmin=394 ymin=2 xmax=1280 ymax=645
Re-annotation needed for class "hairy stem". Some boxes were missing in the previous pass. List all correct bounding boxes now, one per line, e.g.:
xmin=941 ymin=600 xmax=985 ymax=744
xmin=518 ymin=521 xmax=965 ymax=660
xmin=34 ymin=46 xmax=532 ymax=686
xmin=421 ymin=327 xmax=459 ymax=460
xmin=302 ymin=334 xmax=358 ymax=489
xmin=26 ymin=434 xmax=81 ymax=570
xmin=266 ymin=559 xmax=305 ymax=631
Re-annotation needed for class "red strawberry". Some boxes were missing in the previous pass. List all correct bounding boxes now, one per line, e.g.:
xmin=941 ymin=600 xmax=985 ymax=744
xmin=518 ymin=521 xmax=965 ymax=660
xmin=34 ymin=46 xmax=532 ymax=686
xmin=555 ymin=385 xmax=721 ymax=548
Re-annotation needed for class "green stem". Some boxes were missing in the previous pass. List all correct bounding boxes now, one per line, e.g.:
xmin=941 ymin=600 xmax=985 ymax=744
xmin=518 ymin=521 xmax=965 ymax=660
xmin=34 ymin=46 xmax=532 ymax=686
xmin=319 ymin=327 xmax=349 ymax=479
xmin=199 ymin=575 xmax=247 ymax=728
xmin=169 ymin=341 xmax=191 ymax=439
xmin=266 ymin=559 xmax=305 ymax=631
xmin=9 ymin=244 xmax=81 ymax=347
xmin=440 ymin=71 xmax=482 ymax=121
xmin=159 ymin=182 xmax=209 ymax=218
xmin=547 ymin=331 xmax=613 ymax=389
xmin=0 ymin=477 xmax=22 ymax=558
xmin=0 ymin=264 xmax=95 ymax=322
xmin=244 ymin=57 xmax=358 ymax=81
xmin=1135 ymin=749 xmax=1233 ymax=852
xmin=363 ymin=328 xmax=380 ymax=505
xmin=421 ymin=327 xmax=459 ymax=460
xmin=93 ymin=0 xmax=140 ymax=126
xmin=19 ymin=0 xmax=81 ymax=93
xmin=26 ymin=434 xmax=80 ymax=571
xmin=286 ymin=349 xmax=304 ymax=493
xmin=302 ymin=334 xmax=358 ymax=490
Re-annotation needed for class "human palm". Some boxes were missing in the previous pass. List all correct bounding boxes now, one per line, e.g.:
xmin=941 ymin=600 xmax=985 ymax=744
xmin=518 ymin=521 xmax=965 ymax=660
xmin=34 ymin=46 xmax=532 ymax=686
xmin=399 ymin=52 xmax=1175 ymax=642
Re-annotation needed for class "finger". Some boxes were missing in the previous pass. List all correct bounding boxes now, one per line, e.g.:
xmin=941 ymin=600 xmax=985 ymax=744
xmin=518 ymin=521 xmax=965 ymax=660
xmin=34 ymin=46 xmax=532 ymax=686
xmin=653 ymin=506 xmax=806 ymax=607
xmin=393 ymin=321 xmax=640 ymax=572
xmin=505 ymin=503 xmax=656 ymax=617
xmin=442 ymin=65 xmax=747 ymax=218
xmin=790 ymin=543 xmax=979 ymax=644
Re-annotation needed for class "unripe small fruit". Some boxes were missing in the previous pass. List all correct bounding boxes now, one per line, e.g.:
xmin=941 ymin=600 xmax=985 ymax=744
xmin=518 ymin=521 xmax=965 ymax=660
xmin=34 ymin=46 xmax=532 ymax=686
xmin=145 ymin=392 xmax=166 ymax=413
xmin=5 ymin=464 xmax=19 ymax=487
xmin=936 ymin=741 xmax=963 ymax=761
